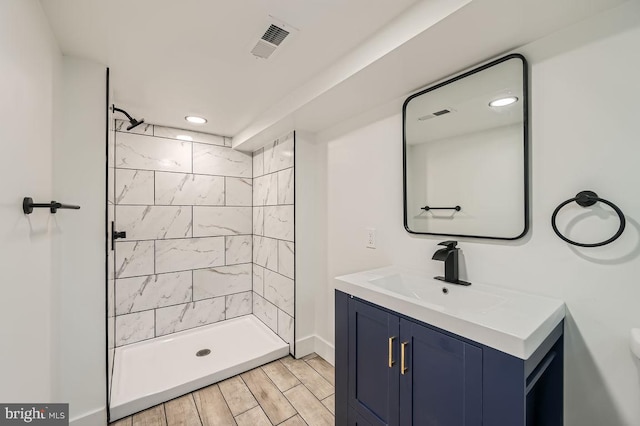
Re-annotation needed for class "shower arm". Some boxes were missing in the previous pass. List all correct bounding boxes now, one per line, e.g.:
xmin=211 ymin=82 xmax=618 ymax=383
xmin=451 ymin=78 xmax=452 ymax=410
xmin=112 ymin=106 xmax=134 ymax=122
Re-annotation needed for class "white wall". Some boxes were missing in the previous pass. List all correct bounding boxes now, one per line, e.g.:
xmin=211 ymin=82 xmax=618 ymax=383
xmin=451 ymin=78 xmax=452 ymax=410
xmin=0 ymin=0 xmax=61 ymax=402
xmin=52 ymin=57 xmax=107 ymax=425
xmin=0 ymin=2 xmax=107 ymax=422
xmin=323 ymin=7 xmax=640 ymax=426
xmin=294 ymin=132 xmax=329 ymax=360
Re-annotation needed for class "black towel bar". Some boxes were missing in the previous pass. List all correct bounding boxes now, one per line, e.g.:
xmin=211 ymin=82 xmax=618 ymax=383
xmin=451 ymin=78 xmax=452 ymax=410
xmin=23 ymin=197 xmax=81 ymax=214
xmin=422 ymin=205 xmax=461 ymax=212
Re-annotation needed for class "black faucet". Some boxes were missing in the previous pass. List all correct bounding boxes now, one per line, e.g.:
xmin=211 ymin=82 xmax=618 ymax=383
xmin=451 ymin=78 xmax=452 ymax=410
xmin=432 ymin=241 xmax=471 ymax=286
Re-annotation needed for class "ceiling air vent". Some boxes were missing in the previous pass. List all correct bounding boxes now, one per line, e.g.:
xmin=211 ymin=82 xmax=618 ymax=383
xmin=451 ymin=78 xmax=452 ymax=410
xmin=251 ymin=19 xmax=296 ymax=59
xmin=262 ymin=24 xmax=289 ymax=46
xmin=418 ymin=108 xmax=456 ymax=121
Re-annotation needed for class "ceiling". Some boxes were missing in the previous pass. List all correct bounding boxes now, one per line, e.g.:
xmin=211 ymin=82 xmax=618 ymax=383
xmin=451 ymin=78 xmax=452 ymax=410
xmin=40 ymin=0 xmax=631 ymax=146
xmin=39 ymin=0 xmax=419 ymax=136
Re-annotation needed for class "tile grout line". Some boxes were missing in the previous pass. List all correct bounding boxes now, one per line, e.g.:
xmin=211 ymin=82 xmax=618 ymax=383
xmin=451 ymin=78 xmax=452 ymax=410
xmin=214 ymin=383 xmax=242 ymax=421
xmin=303 ymin=358 xmax=335 ymax=394
xmin=118 ymin=233 xmax=289 ymax=244
xmin=302 ymin=357 xmax=334 ymax=391
xmin=114 ymin=261 xmax=253 ymax=280
xmin=162 ymin=402 xmax=168 ymax=425
xmin=115 ymin=165 xmax=252 ymax=179
xmin=281 ymin=357 xmax=335 ymax=406
xmin=190 ymin=393 xmax=204 ymax=426
xmin=240 ymin=367 xmax=294 ymax=424
xmin=233 ymin=375 xmax=263 ymax=419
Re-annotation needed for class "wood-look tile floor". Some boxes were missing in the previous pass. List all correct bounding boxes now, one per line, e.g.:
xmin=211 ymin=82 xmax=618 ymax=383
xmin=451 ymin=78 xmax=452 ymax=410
xmin=110 ymin=353 xmax=335 ymax=426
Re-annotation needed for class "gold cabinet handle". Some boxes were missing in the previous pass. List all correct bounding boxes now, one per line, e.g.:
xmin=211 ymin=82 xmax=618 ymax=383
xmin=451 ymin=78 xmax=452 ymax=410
xmin=401 ymin=341 xmax=409 ymax=375
xmin=388 ymin=337 xmax=396 ymax=367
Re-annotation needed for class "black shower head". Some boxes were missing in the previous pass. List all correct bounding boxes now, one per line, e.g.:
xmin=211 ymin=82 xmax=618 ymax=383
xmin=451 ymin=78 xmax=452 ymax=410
xmin=112 ymin=106 xmax=145 ymax=132
xmin=126 ymin=118 xmax=145 ymax=131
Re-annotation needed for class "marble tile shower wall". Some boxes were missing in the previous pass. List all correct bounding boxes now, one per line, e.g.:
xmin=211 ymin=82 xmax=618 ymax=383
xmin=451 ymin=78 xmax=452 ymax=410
xmin=111 ymin=120 xmax=254 ymax=347
xmin=252 ymin=132 xmax=295 ymax=353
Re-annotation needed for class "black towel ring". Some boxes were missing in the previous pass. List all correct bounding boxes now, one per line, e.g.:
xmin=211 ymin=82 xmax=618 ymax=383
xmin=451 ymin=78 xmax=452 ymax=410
xmin=551 ymin=190 xmax=625 ymax=248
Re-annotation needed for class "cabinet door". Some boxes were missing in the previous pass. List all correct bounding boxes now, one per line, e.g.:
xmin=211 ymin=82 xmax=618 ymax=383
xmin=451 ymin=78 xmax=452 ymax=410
xmin=399 ymin=318 xmax=482 ymax=426
xmin=349 ymin=298 xmax=400 ymax=426
xmin=349 ymin=408 xmax=374 ymax=425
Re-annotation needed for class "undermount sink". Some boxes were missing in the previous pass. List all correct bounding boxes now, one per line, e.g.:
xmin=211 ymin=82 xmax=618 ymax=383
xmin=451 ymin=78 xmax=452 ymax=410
xmin=335 ymin=266 xmax=565 ymax=359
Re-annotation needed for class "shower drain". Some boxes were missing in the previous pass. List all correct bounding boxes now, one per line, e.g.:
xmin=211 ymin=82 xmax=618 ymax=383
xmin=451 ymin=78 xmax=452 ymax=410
xmin=196 ymin=349 xmax=211 ymax=357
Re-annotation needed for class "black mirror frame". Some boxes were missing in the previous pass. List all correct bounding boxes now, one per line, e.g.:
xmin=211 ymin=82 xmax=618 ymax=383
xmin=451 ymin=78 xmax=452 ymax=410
xmin=402 ymin=53 xmax=529 ymax=240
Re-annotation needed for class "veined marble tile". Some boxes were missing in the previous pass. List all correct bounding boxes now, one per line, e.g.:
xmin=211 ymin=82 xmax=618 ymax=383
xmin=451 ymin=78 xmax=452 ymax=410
xmin=193 ymin=263 xmax=252 ymax=300
xmin=253 ymin=174 xmax=278 ymax=206
xmin=116 ymin=205 xmax=192 ymax=240
xmin=226 ymin=291 xmax=252 ymax=319
xmin=115 ymin=272 xmax=192 ymax=315
xmin=253 ymin=264 xmax=265 ymax=296
xmin=153 ymin=125 xmax=224 ymax=146
xmin=156 ymin=298 xmax=226 ymax=336
xmin=278 ymin=241 xmax=295 ymax=279
xmin=253 ymin=148 xmax=264 ymax=178
xmin=115 ymin=240 xmax=154 ymax=278
xmin=115 ymin=169 xmax=154 ymax=205
xmin=116 ymin=132 xmax=191 ymax=172
xmin=115 ymin=119 xmax=154 ymax=135
xmin=253 ymin=236 xmax=278 ymax=270
xmin=193 ymin=143 xmax=252 ymax=178
xmin=115 ymin=311 xmax=154 ymax=346
xmin=155 ymin=172 xmax=224 ymax=206
xmin=155 ymin=237 xmax=225 ymax=273
xmin=226 ymin=235 xmax=252 ymax=265
xmin=264 ymin=270 xmax=294 ymax=317
xmin=278 ymin=310 xmax=294 ymax=350
xmin=277 ymin=168 xmax=294 ymax=205
xmin=264 ymin=205 xmax=294 ymax=242
xmin=264 ymin=133 xmax=294 ymax=174
xmin=193 ymin=206 xmax=252 ymax=237
xmin=225 ymin=177 xmax=252 ymax=206
xmin=253 ymin=293 xmax=277 ymax=332
xmin=253 ymin=207 xmax=264 ymax=236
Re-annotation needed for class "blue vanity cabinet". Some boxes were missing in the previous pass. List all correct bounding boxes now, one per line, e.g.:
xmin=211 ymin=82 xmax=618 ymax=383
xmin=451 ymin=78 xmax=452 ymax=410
xmin=346 ymin=295 xmax=400 ymax=426
xmin=399 ymin=318 xmax=482 ymax=425
xmin=335 ymin=290 xmax=564 ymax=426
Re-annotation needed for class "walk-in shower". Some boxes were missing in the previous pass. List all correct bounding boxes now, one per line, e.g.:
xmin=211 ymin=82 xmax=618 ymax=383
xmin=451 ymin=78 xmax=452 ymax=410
xmin=106 ymin=115 xmax=296 ymax=420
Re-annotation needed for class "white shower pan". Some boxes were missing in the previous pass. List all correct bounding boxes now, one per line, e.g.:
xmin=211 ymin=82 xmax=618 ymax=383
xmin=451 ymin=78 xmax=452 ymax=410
xmin=109 ymin=315 xmax=289 ymax=421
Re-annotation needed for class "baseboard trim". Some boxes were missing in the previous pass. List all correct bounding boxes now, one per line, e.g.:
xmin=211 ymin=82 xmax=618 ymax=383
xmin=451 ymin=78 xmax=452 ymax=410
xmin=314 ymin=335 xmax=335 ymax=365
xmin=70 ymin=406 xmax=106 ymax=426
xmin=295 ymin=335 xmax=316 ymax=358
xmin=295 ymin=334 xmax=335 ymax=365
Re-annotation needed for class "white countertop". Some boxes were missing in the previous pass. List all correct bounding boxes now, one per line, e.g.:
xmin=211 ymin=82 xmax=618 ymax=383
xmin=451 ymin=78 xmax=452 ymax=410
xmin=335 ymin=266 xmax=565 ymax=360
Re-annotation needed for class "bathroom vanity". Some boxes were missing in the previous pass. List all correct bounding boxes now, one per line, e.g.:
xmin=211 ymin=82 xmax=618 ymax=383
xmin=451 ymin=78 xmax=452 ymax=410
xmin=334 ymin=267 xmax=565 ymax=426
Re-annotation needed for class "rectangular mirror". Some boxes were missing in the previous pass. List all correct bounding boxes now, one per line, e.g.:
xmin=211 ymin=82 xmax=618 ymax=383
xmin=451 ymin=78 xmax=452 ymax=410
xmin=403 ymin=54 xmax=528 ymax=240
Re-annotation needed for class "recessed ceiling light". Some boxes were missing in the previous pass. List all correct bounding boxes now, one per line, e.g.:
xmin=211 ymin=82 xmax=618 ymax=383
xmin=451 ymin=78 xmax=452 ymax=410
xmin=489 ymin=96 xmax=519 ymax=107
xmin=176 ymin=135 xmax=193 ymax=141
xmin=185 ymin=116 xmax=207 ymax=124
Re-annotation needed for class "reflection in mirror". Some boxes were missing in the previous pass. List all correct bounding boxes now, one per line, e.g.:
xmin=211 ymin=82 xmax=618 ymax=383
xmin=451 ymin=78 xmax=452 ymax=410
xmin=403 ymin=54 xmax=528 ymax=239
